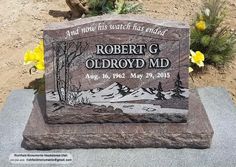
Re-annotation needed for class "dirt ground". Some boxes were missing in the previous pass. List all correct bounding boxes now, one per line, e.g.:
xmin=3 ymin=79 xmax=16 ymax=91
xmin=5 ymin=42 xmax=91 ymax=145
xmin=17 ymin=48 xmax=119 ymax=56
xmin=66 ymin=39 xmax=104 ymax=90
xmin=0 ymin=0 xmax=235 ymax=109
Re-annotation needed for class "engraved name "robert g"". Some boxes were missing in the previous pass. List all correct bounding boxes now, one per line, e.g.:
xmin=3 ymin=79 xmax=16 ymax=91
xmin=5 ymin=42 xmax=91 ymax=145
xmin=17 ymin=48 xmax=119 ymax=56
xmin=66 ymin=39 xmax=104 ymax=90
xmin=96 ymin=44 xmax=160 ymax=55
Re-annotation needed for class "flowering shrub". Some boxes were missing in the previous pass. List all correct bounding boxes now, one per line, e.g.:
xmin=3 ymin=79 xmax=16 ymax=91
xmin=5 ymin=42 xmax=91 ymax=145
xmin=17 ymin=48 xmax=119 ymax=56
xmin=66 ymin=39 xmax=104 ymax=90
xmin=190 ymin=0 xmax=236 ymax=66
xmin=24 ymin=41 xmax=45 ymax=72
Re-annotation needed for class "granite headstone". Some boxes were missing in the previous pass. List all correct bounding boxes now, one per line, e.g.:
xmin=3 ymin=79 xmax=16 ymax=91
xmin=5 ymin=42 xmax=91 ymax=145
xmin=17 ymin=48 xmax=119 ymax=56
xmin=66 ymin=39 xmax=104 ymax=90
xmin=22 ymin=15 xmax=213 ymax=150
xmin=44 ymin=15 xmax=189 ymax=123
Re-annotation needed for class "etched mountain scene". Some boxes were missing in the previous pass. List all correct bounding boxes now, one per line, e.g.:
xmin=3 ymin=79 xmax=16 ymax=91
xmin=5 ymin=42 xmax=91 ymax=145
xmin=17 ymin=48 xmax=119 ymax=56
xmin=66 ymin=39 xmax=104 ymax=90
xmin=47 ymin=81 xmax=189 ymax=114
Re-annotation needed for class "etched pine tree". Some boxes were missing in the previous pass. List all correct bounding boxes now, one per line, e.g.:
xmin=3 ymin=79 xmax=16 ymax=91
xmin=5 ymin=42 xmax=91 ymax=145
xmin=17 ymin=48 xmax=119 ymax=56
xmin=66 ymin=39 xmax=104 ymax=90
xmin=171 ymin=72 xmax=185 ymax=98
xmin=155 ymin=82 xmax=166 ymax=100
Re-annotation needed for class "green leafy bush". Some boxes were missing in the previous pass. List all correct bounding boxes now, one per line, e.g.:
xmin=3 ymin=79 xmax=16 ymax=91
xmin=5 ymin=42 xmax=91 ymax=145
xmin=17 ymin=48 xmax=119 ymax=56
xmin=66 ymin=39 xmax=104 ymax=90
xmin=191 ymin=0 xmax=236 ymax=66
xmin=87 ymin=0 xmax=142 ymax=16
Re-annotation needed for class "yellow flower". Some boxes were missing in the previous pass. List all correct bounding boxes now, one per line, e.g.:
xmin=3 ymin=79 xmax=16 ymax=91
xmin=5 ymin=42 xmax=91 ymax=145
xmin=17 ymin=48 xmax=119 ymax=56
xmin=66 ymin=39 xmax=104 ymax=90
xmin=195 ymin=20 xmax=206 ymax=31
xmin=190 ymin=50 xmax=205 ymax=67
xmin=189 ymin=67 xmax=194 ymax=73
xmin=34 ymin=46 xmax=43 ymax=55
xmin=24 ymin=40 xmax=45 ymax=71
xmin=35 ymin=61 xmax=45 ymax=70
xmin=24 ymin=50 xmax=36 ymax=64
xmin=34 ymin=48 xmax=44 ymax=61
xmin=34 ymin=42 xmax=44 ymax=60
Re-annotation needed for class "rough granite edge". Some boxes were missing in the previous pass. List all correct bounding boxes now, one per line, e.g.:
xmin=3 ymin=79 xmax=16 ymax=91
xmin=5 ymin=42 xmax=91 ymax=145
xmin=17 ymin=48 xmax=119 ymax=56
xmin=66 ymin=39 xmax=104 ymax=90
xmin=22 ymin=89 xmax=214 ymax=150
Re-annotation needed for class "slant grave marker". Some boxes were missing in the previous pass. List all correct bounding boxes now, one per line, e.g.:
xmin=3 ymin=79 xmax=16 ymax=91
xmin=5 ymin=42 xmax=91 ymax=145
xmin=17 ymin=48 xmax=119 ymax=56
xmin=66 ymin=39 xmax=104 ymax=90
xmin=22 ymin=15 xmax=213 ymax=149
xmin=44 ymin=15 xmax=189 ymax=123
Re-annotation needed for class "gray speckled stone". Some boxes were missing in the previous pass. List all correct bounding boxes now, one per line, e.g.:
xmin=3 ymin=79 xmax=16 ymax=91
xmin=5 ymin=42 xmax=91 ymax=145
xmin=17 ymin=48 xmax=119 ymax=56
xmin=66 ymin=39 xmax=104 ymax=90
xmin=1 ymin=88 xmax=236 ymax=167
xmin=22 ymin=90 xmax=213 ymax=150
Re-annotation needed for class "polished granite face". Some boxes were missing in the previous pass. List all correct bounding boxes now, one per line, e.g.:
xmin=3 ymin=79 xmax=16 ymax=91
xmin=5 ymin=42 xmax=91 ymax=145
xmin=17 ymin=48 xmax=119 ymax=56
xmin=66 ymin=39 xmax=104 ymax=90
xmin=43 ymin=15 xmax=190 ymax=123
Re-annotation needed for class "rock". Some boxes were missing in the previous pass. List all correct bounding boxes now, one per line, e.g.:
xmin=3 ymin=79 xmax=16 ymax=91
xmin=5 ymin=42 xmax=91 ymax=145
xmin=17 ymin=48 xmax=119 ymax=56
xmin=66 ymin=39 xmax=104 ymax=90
xmin=114 ymin=108 xmax=123 ymax=113
xmin=107 ymin=106 xmax=114 ymax=112
xmin=100 ymin=105 xmax=106 ymax=109
xmin=65 ymin=0 xmax=89 ymax=18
